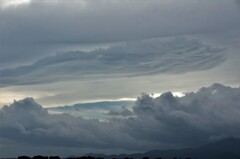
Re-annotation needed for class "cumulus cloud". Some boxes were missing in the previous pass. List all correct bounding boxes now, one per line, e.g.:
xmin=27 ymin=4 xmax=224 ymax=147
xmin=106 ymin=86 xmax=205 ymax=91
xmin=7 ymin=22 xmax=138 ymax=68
xmin=0 ymin=37 xmax=225 ymax=87
xmin=106 ymin=106 xmax=134 ymax=117
xmin=1 ymin=83 xmax=240 ymax=156
xmin=130 ymin=84 xmax=240 ymax=146
xmin=0 ymin=98 xmax=141 ymax=150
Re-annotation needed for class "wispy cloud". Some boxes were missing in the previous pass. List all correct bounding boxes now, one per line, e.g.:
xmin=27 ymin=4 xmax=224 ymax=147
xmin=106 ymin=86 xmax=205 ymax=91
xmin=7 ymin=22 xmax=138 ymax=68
xmin=0 ymin=0 xmax=239 ymax=68
xmin=0 ymin=37 xmax=225 ymax=87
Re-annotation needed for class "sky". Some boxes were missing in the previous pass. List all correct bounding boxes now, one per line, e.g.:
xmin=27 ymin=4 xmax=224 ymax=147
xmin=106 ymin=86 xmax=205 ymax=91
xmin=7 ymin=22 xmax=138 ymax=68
xmin=0 ymin=0 xmax=240 ymax=157
xmin=0 ymin=0 xmax=240 ymax=107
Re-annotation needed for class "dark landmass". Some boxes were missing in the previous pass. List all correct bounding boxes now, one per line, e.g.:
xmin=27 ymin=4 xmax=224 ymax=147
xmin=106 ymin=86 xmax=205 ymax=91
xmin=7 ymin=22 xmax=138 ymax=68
xmin=86 ymin=137 xmax=240 ymax=159
xmin=1 ymin=137 xmax=240 ymax=159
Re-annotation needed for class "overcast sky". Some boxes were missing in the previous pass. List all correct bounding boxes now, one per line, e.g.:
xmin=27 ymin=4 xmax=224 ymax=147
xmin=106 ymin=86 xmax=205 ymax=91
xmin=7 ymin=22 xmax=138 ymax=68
xmin=1 ymin=0 xmax=240 ymax=157
xmin=1 ymin=0 xmax=240 ymax=106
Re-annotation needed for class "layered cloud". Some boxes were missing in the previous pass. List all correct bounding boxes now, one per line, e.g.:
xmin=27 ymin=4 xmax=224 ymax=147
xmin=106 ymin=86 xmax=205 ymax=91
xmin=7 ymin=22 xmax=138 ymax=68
xmin=0 ymin=37 xmax=225 ymax=87
xmin=1 ymin=83 xmax=240 ymax=156
xmin=0 ymin=0 xmax=239 ymax=67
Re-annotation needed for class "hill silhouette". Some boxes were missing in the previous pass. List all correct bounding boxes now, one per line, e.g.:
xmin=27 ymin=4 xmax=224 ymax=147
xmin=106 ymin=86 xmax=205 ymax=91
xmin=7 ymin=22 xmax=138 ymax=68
xmin=85 ymin=137 xmax=240 ymax=159
xmin=9 ymin=137 xmax=240 ymax=159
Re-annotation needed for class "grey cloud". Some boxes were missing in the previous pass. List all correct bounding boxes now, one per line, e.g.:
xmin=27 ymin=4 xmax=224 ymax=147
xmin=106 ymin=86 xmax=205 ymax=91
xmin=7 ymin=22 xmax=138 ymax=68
xmin=0 ymin=37 xmax=225 ymax=87
xmin=129 ymin=83 xmax=240 ymax=146
xmin=107 ymin=106 xmax=133 ymax=117
xmin=1 ymin=83 xmax=240 ymax=156
xmin=0 ymin=98 xmax=141 ymax=150
xmin=0 ymin=0 xmax=239 ymax=67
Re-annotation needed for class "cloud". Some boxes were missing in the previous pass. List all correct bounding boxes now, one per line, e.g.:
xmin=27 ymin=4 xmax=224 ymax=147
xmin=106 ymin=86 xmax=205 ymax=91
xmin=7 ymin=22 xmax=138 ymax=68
xmin=1 ymin=83 xmax=240 ymax=156
xmin=0 ymin=37 xmax=225 ymax=87
xmin=130 ymin=84 xmax=240 ymax=145
xmin=106 ymin=106 xmax=134 ymax=117
xmin=0 ymin=0 xmax=239 ymax=68
xmin=0 ymin=98 xmax=141 ymax=151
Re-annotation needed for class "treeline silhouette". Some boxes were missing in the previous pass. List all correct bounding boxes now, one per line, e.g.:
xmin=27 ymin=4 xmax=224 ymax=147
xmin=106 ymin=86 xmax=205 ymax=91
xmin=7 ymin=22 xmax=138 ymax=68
xmin=15 ymin=156 xmax=191 ymax=159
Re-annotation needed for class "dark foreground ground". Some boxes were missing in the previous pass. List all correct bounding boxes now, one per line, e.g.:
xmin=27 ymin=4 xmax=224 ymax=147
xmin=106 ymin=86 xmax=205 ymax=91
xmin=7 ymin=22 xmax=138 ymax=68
xmin=9 ymin=156 xmax=192 ymax=159
xmin=1 ymin=137 xmax=240 ymax=159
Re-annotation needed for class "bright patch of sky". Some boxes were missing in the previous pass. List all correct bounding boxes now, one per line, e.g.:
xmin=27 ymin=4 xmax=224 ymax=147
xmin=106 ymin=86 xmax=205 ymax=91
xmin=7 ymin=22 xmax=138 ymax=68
xmin=0 ymin=0 xmax=31 ymax=9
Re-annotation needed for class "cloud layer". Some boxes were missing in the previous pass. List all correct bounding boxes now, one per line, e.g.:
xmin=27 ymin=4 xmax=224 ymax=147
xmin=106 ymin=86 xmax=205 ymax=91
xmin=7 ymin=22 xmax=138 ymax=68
xmin=0 ymin=0 xmax=239 ymax=67
xmin=0 ymin=37 xmax=225 ymax=87
xmin=1 ymin=0 xmax=239 ymax=107
xmin=1 ymin=83 xmax=240 ymax=156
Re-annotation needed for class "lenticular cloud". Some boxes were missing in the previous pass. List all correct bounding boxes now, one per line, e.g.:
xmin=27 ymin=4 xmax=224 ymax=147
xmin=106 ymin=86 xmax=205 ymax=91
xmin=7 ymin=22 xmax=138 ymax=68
xmin=1 ymin=84 xmax=240 ymax=154
xmin=0 ymin=37 xmax=225 ymax=87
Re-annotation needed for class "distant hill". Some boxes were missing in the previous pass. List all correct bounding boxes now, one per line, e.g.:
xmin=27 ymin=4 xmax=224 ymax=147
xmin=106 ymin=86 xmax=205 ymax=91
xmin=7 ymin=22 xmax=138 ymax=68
xmin=86 ymin=137 xmax=240 ymax=159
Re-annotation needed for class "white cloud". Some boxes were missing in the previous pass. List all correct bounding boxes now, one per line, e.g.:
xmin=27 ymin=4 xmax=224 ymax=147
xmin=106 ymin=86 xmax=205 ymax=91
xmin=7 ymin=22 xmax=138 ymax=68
xmin=1 ymin=84 xmax=240 ymax=156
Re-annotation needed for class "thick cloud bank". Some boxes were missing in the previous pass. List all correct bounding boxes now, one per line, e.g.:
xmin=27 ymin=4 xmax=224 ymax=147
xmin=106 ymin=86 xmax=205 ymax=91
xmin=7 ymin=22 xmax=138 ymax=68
xmin=1 ymin=0 xmax=239 ymax=67
xmin=0 ymin=37 xmax=224 ymax=87
xmin=1 ymin=84 xmax=240 ymax=156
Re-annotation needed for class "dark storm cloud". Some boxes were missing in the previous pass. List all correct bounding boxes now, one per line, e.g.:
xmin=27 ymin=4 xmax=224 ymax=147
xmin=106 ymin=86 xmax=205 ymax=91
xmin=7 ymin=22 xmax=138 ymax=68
xmin=129 ymin=83 xmax=240 ymax=145
xmin=1 ymin=84 xmax=240 ymax=156
xmin=0 ymin=0 xmax=239 ymax=67
xmin=0 ymin=37 xmax=225 ymax=87
xmin=0 ymin=98 xmax=138 ymax=149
